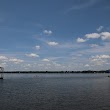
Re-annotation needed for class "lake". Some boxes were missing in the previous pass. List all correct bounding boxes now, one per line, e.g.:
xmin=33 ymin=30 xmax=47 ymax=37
xmin=0 ymin=73 xmax=110 ymax=110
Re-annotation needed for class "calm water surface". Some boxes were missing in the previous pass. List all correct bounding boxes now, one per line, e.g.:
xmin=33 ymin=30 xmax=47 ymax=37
xmin=0 ymin=73 xmax=110 ymax=110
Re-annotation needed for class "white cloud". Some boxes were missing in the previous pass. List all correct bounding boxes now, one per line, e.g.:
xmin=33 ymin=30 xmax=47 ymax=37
xmin=54 ymin=63 xmax=61 ymax=67
xmin=1 ymin=62 xmax=7 ymax=65
xmin=76 ymin=31 xmax=110 ymax=43
xmin=90 ymin=54 xmax=110 ymax=66
xmin=78 ymin=42 xmax=110 ymax=54
xmin=90 ymin=44 xmax=99 ymax=48
xmin=0 ymin=62 xmax=7 ymax=67
xmin=85 ymin=33 xmax=100 ymax=39
xmin=43 ymin=30 xmax=52 ymax=35
xmin=25 ymin=64 xmax=31 ymax=67
xmin=77 ymin=38 xmax=86 ymax=43
xmin=100 ymin=32 xmax=110 ymax=40
xmin=97 ymin=26 xmax=104 ymax=32
xmin=42 ymin=59 xmax=50 ymax=62
xmin=47 ymin=41 xmax=59 ymax=46
xmin=85 ymin=64 xmax=89 ymax=67
xmin=35 ymin=45 xmax=40 ymax=50
xmin=0 ymin=55 xmax=24 ymax=65
xmin=9 ymin=58 xmax=24 ymax=64
xmin=91 ymin=58 xmax=106 ymax=66
xmin=0 ymin=56 xmax=8 ymax=60
xmin=58 ymin=43 xmax=80 ymax=49
xmin=92 ymin=55 xmax=110 ymax=59
xmin=65 ymin=0 xmax=98 ymax=13
xmin=26 ymin=53 xmax=39 ymax=58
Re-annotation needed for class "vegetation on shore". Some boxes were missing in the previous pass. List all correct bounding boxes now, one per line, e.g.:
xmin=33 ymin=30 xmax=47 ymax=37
xmin=0 ymin=70 xmax=110 ymax=73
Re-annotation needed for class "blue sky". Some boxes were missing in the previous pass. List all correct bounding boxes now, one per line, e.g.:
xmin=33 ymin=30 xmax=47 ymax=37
xmin=0 ymin=0 xmax=110 ymax=71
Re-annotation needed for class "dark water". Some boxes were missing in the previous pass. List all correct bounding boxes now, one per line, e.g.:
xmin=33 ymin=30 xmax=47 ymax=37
xmin=0 ymin=73 xmax=110 ymax=110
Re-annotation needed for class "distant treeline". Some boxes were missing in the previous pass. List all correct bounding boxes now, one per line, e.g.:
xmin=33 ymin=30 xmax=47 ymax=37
xmin=0 ymin=70 xmax=110 ymax=73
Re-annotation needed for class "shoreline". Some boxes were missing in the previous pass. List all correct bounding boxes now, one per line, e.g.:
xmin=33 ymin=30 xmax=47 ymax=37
xmin=0 ymin=70 xmax=110 ymax=74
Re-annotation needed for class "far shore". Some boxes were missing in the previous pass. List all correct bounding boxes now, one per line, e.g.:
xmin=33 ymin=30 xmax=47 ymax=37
xmin=0 ymin=70 xmax=110 ymax=74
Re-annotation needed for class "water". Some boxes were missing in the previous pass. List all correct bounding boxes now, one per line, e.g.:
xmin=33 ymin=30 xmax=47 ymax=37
xmin=0 ymin=73 xmax=110 ymax=110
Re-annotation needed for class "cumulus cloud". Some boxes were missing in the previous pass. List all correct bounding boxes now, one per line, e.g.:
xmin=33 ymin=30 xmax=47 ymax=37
xmin=100 ymin=32 xmax=110 ymax=40
xmin=42 ymin=59 xmax=50 ymax=62
xmin=35 ymin=45 xmax=40 ymax=50
xmin=85 ymin=32 xmax=110 ymax=40
xmin=77 ymin=38 xmax=86 ymax=43
xmin=47 ymin=41 xmax=59 ymax=46
xmin=85 ymin=33 xmax=100 ymax=39
xmin=76 ymin=31 xmax=110 ymax=43
xmin=43 ymin=30 xmax=52 ymax=35
xmin=26 ymin=53 xmax=39 ymax=58
xmin=97 ymin=26 xmax=104 ymax=32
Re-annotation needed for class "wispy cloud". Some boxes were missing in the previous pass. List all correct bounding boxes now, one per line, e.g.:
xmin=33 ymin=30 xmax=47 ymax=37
xmin=9 ymin=58 xmax=24 ymax=64
xmin=35 ymin=45 xmax=40 ymax=50
xmin=65 ymin=0 xmax=98 ymax=13
xmin=90 ymin=44 xmax=99 ymax=48
xmin=26 ymin=53 xmax=39 ymax=58
xmin=97 ymin=26 xmax=104 ymax=32
xmin=90 ymin=54 xmax=110 ymax=66
xmin=0 ymin=55 xmax=24 ymax=65
xmin=92 ymin=55 xmax=110 ymax=59
xmin=43 ymin=30 xmax=52 ymax=35
xmin=76 ymin=42 xmax=110 ymax=54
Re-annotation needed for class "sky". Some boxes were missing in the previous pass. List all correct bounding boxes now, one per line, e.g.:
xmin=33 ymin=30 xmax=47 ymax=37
xmin=0 ymin=0 xmax=110 ymax=71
